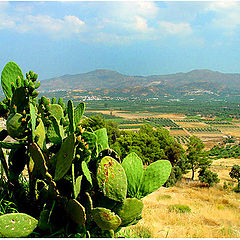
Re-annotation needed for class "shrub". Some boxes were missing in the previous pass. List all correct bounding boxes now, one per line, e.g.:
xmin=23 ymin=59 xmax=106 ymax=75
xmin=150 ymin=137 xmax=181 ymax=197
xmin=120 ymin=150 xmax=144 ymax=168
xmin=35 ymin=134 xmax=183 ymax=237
xmin=198 ymin=168 xmax=220 ymax=187
xmin=229 ymin=165 xmax=240 ymax=191
xmin=168 ymin=204 xmax=191 ymax=213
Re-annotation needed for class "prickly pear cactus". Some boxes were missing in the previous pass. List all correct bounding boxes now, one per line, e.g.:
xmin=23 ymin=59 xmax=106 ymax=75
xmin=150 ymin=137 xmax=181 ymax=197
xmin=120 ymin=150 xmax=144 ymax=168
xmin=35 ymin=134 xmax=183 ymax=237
xmin=72 ymin=164 xmax=83 ymax=199
xmin=47 ymin=115 xmax=64 ymax=144
xmin=49 ymin=104 xmax=64 ymax=121
xmin=138 ymin=160 xmax=172 ymax=198
xmin=82 ymin=161 xmax=92 ymax=185
xmin=74 ymin=102 xmax=85 ymax=127
xmin=1 ymin=61 xmax=24 ymax=99
xmin=34 ymin=118 xmax=46 ymax=150
xmin=97 ymin=156 xmax=127 ymax=202
xmin=94 ymin=128 xmax=109 ymax=152
xmin=6 ymin=113 xmax=27 ymax=139
xmin=91 ymin=207 xmax=121 ymax=231
xmin=29 ymin=142 xmax=49 ymax=178
xmin=67 ymin=100 xmax=75 ymax=133
xmin=0 ymin=61 xmax=174 ymax=238
xmin=0 ymin=213 xmax=38 ymax=237
xmin=113 ymin=198 xmax=143 ymax=226
xmin=54 ymin=133 xmax=76 ymax=181
xmin=65 ymin=199 xmax=86 ymax=226
xmin=122 ymin=152 xmax=144 ymax=198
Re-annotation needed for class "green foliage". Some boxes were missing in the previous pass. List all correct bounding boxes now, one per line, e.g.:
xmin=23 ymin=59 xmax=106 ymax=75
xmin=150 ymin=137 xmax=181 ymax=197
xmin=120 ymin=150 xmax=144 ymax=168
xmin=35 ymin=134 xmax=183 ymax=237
xmin=0 ymin=213 xmax=38 ymax=237
xmin=186 ymin=136 xmax=211 ymax=180
xmin=115 ymin=124 xmax=176 ymax=165
xmin=229 ymin=165 xmax=240 ymax=190
xmin=198 ymin=168 xmax=220 ymax=187
xmin=0 ymin=61 xmax=172 ymax=238
xmin=168 ymin=204 xmax=191 ymax=213
xmin=164 ymin=166 xmax=183 ymax=187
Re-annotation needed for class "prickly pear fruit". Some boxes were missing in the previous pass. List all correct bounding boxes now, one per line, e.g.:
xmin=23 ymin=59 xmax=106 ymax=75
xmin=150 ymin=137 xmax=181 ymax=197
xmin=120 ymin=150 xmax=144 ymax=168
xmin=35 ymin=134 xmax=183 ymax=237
xmin=121 ymin=152 xmax=144 ymax=198
xmin=82 ymin=131 xmax=97 ymax=151
xmin=97 ymin=156 xmax=127 ymax=202
xmin=0 ymin=213 xmax=38 ymax=237
xmin=91 ymin=207 xmax=121 ymax=231
xmin=65 ymin=199 xmax=86 ymax=226
xmin=113 ymin=198 xmax=143 ymax=226
xmin=1 ymin=61 xmax=24 ymax=99
xmin=54 ymin=133 xmax=76 ymax=181
xmin=6 ymin=113 xmax=27 ymax=139
xmin=138 ymin=160 xmax=172 ymax=198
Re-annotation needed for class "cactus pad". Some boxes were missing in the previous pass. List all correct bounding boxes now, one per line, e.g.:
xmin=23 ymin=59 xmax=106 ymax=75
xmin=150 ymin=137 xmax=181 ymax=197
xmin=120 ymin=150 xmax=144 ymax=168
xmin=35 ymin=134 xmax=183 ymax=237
xmin=66 ymin=199 xmax=86 ymax=226
xmin=47 ymin=115 xmax=63 ymax=144
xmin=0 ymin=213 xmax=38 ymax=237
xmin=67 ymin=100 xmax=75 ymax=133
xmin=94 ymin=128 xmax=109 ymax=152
xmin=11 ymin=87 xmax=28 ymax=113
xmin=6 ymin=113 xmax=26 ymax=139
xmin=34 ymin=118 xmax=46 ymax=150
xmin=122 ymin=152 xmax=144 ymax=198
xmin=113 ymin=198 xmax=143 ymax=226
xmin=72 ymin=163 xmax=83 ymax=199
xmin=29 ymin=142 xmax=49 ymax=177
xmin=49 ymin=104 xmax=64 ymax=121
xmin=82 ymin=161 xmax=92 ymax=185
xmin=0 ymin=141 xmax=26 ymax=149
xmin=54 ymin=133 xmax=76 ymax=181
xmin=38 ymin=210 xmax=50 ymax=231
xmin=1 ymin=61 xmax=24 ymax=99
xmin=74 ymin=102 xmax=85 ymax=127
xmin=97 ymin=156 xmax=127 ymax=202
xmin=91 ymin=207 xmax=121 ymax=231
xmin=138 ymin=160 xmax=172 ymax=198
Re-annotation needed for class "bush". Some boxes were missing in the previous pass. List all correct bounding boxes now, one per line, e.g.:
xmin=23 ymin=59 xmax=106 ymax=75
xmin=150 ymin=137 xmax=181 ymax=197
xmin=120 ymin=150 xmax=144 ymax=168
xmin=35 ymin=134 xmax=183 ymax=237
xmin=168 ymin=204 xmax=191 ymax=213
xmin=164 ymin=166 xmax=183 ymax=187
xmin=229 ymin=165 xmax=240 ymax=191
xmin=198 ymin=168 xmax=220 ymax=187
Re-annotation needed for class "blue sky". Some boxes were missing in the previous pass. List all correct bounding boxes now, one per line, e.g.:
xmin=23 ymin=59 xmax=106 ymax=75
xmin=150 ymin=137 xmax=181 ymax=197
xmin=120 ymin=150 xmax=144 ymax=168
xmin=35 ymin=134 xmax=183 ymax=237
xmin=0 ymin=1 xmax=240 ymax=80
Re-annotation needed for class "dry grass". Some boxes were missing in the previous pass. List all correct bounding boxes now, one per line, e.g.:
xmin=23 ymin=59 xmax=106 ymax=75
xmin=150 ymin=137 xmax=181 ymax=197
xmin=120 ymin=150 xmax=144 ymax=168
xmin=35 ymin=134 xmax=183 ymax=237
xmin=124 ymin=158 xmax=240 ymax=238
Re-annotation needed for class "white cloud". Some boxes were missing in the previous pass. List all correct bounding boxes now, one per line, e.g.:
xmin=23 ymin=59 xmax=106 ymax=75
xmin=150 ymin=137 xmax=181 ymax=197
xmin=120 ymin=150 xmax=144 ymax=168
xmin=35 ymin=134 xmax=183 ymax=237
xmin=158 ymin=21 xmax=192 ymax=36
xmin=3 ymin=14 xmax=85 ymax=38
xmin=134 ymin=16 xmax=149 ymax=32
xmin=205 ymin=1 xmax=240 ymax=33
xmin=0 ymin=14 xmax=15 ymax=29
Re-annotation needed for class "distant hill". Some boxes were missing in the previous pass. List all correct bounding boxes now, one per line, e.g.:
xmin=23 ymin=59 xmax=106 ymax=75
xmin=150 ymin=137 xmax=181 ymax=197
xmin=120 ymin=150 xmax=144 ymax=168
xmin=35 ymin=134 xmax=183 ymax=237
xmin=39 ymin=69 xmax=240 ymax=97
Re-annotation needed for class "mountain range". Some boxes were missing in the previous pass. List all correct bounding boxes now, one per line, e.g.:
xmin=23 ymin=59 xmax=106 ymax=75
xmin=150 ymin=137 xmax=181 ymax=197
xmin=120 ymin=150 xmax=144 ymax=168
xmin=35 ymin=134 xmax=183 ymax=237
xmin=39 ymin=69 xmax=240 ymax=97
